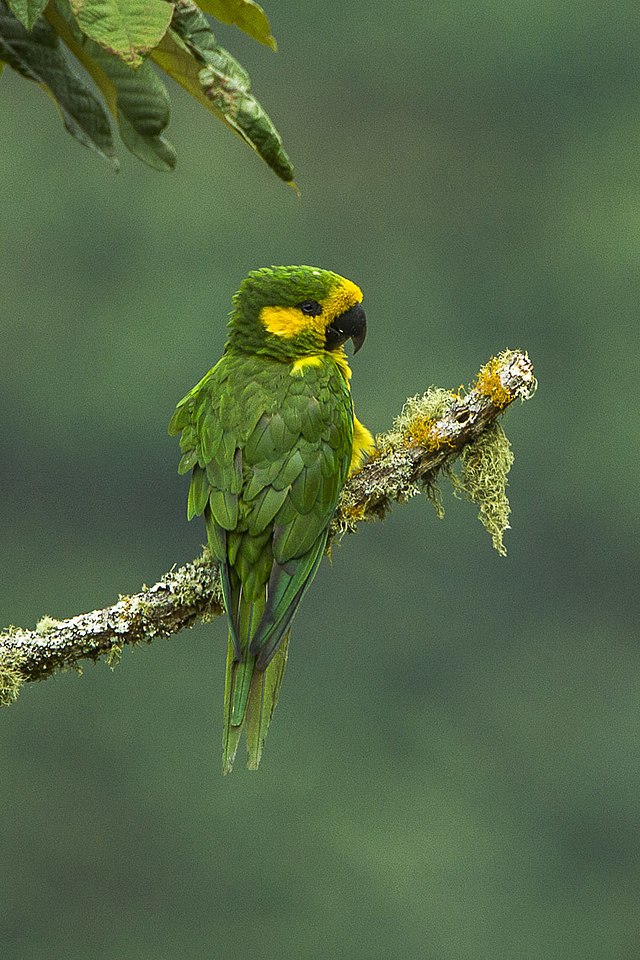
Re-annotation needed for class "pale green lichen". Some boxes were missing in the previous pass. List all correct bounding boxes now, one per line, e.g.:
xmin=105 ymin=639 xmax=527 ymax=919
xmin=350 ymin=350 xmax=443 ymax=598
xmin=376 ymin=387 xmax=456 ymax=519
xmin=106 ymin=644 xmax=123 ymax=669
xmin=36 ymin=615 xmax=61 ymax=635
xmin=337 ymin=377 xmax=519 ymax=550
xmin=451 ymin=422 xmax=514 ymax=555
xmin=0 ymin=649 xmax=28 ymax=706
xmin=331 ymin=498 xmax=371 ymax=537
xmin=393 ymin=382 xmax=516 ymax=550
xmin=424 ymin=477 xmax=446 ymax=520
xmin=381 ymin=387 xmax=454 ymax=453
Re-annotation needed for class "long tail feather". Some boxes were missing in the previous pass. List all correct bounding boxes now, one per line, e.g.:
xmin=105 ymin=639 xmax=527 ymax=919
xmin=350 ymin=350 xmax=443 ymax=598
xmin=227 ymin=595 xmax=262 ymax=729
xmin=222 ymin=633 xmax=290 ymax=774
xmin=222 ymin=636 xmax=244 ymax=775
xmin=230 ymin=653 xmax=256 ymax=725
xmin=246 ymin=635 xmax=289 ymax=770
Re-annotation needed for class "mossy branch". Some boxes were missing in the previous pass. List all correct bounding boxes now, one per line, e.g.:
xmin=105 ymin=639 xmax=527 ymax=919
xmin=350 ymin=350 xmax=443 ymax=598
xmin=0 ymin=349 xmax=536 ymax=703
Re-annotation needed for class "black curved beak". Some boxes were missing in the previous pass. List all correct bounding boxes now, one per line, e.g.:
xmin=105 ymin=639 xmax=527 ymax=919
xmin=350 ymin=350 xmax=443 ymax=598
xmin=324 ymin=303 xmax=367 ymax=354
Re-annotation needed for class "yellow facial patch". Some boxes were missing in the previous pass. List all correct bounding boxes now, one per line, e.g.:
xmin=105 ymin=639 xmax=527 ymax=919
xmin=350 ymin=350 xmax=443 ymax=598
xmin=260 ymin=304 xmax=323 ymax=339
xmin=259 ymin=277 xmax=363 ymax=341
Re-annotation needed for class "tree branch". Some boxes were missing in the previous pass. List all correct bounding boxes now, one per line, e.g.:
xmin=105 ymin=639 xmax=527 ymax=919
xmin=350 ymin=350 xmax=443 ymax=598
xmin=0 ymin=349 xmax=536 ymax=703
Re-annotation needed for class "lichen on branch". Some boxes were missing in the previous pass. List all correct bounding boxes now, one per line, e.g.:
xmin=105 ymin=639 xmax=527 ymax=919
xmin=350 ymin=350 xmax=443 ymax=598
xmin=0 ymin=349 xmax=536 ymax=703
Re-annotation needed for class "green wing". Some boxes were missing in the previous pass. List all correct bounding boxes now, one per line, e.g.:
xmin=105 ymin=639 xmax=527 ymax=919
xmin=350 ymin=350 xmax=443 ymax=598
xmin=236 ymin=365 xmax=353 ymax=662
xmin=170 ymin=360 xmax=239 ymax=651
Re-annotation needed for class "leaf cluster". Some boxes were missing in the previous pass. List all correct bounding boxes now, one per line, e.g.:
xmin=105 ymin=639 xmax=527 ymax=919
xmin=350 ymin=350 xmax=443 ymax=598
xmin=0 ymin=0 xmax=295 ymax=181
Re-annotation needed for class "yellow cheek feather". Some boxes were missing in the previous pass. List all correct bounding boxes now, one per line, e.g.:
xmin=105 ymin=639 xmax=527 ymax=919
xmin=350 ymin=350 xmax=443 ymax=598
xmin=260 ymin=304 xmax=324 ymax=339
xmin=260 ymin=277 xmax=363 ymax=342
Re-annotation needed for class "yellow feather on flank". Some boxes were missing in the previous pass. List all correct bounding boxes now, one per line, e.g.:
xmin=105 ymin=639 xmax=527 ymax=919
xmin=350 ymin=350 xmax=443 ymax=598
xmin=350 ymin=415 xmax=375 ymax=474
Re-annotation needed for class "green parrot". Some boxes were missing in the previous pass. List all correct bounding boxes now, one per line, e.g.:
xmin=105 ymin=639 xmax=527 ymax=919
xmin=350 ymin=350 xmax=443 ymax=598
xmin=169 ymin=265 xmax=373 ymax=773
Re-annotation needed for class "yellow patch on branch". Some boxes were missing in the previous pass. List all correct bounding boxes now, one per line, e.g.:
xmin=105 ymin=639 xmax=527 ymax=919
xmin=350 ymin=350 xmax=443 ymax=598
xmin=404 ymin=414 xmax=453 ymax=452
xmin=474 ymin=354 xmax=513 ymax=408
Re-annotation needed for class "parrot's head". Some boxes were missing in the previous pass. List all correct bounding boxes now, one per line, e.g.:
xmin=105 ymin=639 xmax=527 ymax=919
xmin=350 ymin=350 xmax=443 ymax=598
xmin=226 ymin=265 xmax=366 ymax=360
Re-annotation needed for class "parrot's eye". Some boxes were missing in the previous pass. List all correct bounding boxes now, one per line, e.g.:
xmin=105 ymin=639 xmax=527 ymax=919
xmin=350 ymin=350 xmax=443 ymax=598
xmin=298 ymin=300 xmax=322 ymax=317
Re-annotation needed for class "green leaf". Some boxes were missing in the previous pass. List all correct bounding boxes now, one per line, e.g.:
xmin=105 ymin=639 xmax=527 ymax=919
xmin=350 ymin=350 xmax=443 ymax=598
xmin=0 ymin=1 xmax=117 ymax=164
xmin=69 ymin=0 xmax=173 ymax=67
xmin=5 ymin=0 xmax=47 ymax=30
xmin=198 ymin=0 xmax=276 ymax=51
xmin=49 ymin=0 xmax=176 ymax=170
xmin=151 ymin=27 xmax=219 ymax=113
xmin=158 ymin=1 xmax=294 ymax=184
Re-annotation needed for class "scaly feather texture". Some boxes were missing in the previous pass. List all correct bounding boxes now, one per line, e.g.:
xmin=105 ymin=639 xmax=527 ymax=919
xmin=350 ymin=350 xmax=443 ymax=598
xmin=169 ymin=266 xmax=374 ymax=772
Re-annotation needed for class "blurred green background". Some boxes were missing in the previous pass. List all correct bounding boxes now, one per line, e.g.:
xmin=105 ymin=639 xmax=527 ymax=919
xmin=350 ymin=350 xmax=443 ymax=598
xmin=2 ymin=1 xmax=639 ymax=957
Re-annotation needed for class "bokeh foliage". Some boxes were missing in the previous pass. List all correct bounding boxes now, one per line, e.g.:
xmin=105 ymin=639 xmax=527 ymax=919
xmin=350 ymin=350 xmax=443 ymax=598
xmin=2 ymin=1 xmax=640 ymax=958
xmin=0 ymin=0 xmax=294 ymax=180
